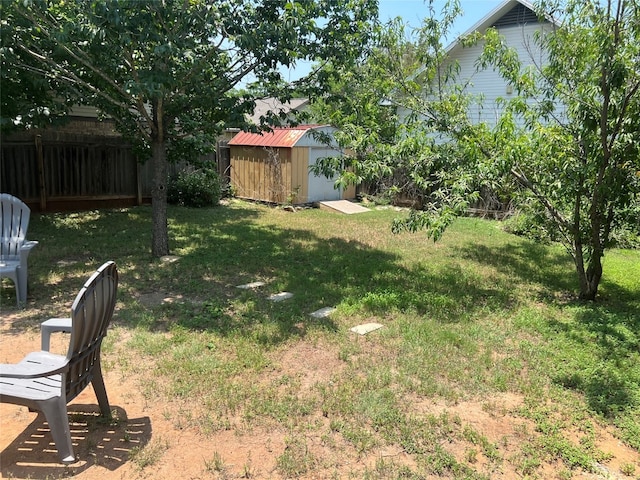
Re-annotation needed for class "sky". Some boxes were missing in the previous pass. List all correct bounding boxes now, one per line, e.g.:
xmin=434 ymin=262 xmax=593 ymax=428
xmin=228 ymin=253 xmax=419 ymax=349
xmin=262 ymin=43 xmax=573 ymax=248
xmin=378 ymin=0 xmax=503 ymax=35
xmin=279 ymin=0 xmax=504 ymax=83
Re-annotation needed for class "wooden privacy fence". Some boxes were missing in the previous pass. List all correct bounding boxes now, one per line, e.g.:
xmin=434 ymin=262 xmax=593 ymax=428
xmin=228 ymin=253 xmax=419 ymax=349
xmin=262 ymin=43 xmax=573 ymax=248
xmin=0 ymin=131 xmax=216 ymax=213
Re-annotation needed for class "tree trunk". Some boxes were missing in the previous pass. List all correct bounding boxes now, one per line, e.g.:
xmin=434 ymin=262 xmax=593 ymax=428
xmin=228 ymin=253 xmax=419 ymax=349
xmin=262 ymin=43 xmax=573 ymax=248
xmin=574 ymin=242 xmax=603 ymax=301
xmin=581 ymin=253 xmax=603 ymax=301
xmin=151 ymin=135 xmax=169 ymax=257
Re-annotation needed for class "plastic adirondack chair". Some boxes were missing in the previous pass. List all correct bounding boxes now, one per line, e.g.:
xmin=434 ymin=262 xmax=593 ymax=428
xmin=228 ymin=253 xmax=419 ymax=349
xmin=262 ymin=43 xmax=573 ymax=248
xmin=0 ymin=193 xmax=38 ymax=306
xmin=0 ymin=261 xmax=118 ymax=463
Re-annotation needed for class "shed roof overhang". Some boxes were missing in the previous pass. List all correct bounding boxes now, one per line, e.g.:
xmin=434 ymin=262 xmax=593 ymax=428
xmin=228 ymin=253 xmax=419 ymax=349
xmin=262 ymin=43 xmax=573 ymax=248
xmin=228 ymin=125 xmax=329 ymax=148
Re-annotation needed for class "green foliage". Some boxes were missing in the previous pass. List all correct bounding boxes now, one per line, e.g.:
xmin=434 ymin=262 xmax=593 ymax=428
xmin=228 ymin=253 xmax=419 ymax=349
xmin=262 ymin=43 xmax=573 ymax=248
xmin=319 ymin=0 xmax=639 ymax=300
xmin=476 ymin=0 xmax=640 ymax=299
xmin=167 ymin=168 xmax=222 ymax=208
xmin=0 ymin=3 xmax=71 ymax=132
xmin=6 ymin=0 xmax=378 ymax=256
xmin=308 ymin=18 xmax=422 ymax=198
xmin=502 ymin=201 xmax=561 ymax=244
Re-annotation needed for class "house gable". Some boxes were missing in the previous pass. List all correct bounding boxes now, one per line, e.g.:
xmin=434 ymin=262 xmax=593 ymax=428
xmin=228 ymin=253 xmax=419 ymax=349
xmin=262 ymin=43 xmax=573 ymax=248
xmin=437 ymin=0 xmax=556 ymax=127
xmin=491 ymin=2 xmax=545 ymax=28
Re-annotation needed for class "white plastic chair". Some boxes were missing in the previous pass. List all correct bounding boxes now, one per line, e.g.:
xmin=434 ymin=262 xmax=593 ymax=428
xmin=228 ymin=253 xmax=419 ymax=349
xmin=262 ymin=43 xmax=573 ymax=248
xmin=0 ymin=261 xmax=118 ymax=463
xmin=0 ymin=193 xmax=38 ymax=306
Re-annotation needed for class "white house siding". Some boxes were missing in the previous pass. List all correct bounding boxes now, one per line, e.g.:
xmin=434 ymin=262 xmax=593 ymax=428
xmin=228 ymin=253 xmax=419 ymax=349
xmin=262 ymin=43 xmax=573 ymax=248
xmin=447 ymin=22 xmax=552 ymax=127
xmin=396 ymin=20 xmax=559 ymax=130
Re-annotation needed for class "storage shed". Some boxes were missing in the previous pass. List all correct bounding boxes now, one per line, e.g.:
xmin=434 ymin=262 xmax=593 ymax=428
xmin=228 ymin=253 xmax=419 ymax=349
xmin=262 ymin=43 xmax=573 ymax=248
xmin=229 ymin=125 xmax=355 ymax=204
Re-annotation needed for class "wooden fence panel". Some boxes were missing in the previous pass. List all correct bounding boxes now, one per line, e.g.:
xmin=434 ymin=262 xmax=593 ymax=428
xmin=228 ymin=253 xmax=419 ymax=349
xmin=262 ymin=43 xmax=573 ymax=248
xmin=1 ymin=133 xmax=217 ymax=212
xmin=0 ymin=136 xmax=143 ymax=211
xmin=0 ymin=143 xmax=39 ymax=199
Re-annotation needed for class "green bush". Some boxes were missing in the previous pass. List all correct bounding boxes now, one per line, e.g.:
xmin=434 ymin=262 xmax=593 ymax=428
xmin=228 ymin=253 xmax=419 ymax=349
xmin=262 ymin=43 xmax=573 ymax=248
xmin=502 ymin=209 xmax=558 ymax=243
xmin=503 ymin=206 xmax=639 ymax=250
xmin=611 ymin=200 xmax=640 ymax=249
xmin=610 ymin=225 xmax=640 ymax=249
xmin=168 ymin=168 xmax=222 ymax=208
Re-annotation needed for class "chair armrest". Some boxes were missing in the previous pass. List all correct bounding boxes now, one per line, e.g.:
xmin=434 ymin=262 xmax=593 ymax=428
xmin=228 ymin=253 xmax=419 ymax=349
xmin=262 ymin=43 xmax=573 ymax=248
xmin=41 ymin=317 xmax=72 ymax=351
xmin=20 ymin=240 xmax=38 ymax=252
xmin=19 ymin=240 xmax=38 ymax=257
xmin=0 ymin=351 xmax=68 ymax=379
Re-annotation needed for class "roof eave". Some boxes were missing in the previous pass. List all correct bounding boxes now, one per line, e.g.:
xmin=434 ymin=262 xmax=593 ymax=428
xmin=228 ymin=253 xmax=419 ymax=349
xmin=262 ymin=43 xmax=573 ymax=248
xmin=444 ymin=0 xmax=559 ymax=54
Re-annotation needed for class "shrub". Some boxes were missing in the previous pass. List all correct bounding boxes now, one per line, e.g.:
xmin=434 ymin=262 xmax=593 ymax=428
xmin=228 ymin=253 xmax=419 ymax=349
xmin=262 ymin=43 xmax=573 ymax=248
xmin=168 ymin=168 xmax=222 ymax=207
xmin=611 ymin=199 xmax=640 ymax=249
xmin=502 ymin=209 xmax=558 ymax=244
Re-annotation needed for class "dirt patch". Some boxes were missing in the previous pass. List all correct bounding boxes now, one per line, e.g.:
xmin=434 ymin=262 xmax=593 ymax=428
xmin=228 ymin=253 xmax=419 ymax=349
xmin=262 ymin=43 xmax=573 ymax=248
xmin=274 ymin=341 xmax=345 ymax=392
xmin=1 ymin=316 xmax=638 ymax=479
xmin=0 ymin=325 xmax=287 ymax=479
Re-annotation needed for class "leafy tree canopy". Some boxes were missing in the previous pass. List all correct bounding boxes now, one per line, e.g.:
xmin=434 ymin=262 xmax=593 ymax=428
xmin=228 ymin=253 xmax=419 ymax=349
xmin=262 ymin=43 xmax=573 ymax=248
xmin=314 ymin=0 xmax=639 ymax=301
xmin=1 ymin=0 xmax=378 ymax=256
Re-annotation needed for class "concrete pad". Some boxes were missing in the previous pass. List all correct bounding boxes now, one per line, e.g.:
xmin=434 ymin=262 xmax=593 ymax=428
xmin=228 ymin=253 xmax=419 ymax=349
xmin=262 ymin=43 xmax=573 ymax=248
xmin=268 ymin=292 xmax=293 ymax=302
xmin=350 ymin=322 xmax=384 ymax=335
xmin=310 ymin=307 xmax=336 ymax=319
xmin=319 ymin=200 xmax=370 ymax=215
xmin=236 ymin=281 xmax=267 ymax=289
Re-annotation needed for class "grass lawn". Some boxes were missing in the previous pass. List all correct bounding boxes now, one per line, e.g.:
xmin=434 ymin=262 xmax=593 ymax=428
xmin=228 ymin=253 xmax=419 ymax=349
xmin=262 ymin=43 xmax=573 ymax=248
xmin=2 ymin=199 xmax=639 ymax=479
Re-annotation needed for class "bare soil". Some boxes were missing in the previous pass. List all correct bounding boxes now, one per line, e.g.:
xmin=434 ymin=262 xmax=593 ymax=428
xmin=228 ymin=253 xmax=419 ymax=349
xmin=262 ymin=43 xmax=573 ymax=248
xmin=1 ymin=303 xmax=639 ymax=480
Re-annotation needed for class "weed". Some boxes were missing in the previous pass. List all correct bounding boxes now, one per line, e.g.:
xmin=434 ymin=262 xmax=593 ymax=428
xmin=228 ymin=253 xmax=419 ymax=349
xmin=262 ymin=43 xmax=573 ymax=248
xmin=620 ymin=462 xmax=636 ymax=476
xmin=204 ymin=451 xmax=225 ymax=473
xmin=276 ymin=435 xmax=314 ymax=476
xmin=241 ymin=453 xmax=255 ymax=478
xmin=130 ymin=437 xmax=169 ymax=470
xmin=465 ymin=447 xmax=478 ymax=463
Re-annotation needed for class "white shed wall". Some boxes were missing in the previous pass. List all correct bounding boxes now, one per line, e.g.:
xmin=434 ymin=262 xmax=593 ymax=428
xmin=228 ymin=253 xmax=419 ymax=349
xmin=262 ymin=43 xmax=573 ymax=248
xmin=307 ymin=147 xmax=343 ymax=202
xmin=295 ymin=126 xmax=340 ymax=149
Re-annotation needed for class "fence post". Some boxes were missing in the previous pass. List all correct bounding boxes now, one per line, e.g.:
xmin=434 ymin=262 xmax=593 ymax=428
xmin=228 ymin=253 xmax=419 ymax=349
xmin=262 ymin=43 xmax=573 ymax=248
xmin=35 ymin=134 xmax=47 ymax=211
xmin=136 ymin=159 xmax=142 ymax=205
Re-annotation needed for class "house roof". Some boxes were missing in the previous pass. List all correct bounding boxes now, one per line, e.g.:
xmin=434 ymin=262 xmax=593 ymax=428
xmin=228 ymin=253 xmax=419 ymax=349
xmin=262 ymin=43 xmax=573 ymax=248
xmin=445 ymin=0 xmax=558 ymax=54
xmin=247 ymin=98 xmax=309 ymax=125
xmin=391 ymin=0 xmax=558 ymax=89
xmin=228 ymin=125 xmax=328 ymax=148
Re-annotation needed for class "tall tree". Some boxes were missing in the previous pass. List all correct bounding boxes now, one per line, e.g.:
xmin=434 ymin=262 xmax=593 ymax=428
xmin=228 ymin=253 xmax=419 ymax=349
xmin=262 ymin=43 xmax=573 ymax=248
xmin=4 ymin=0 xmax=377 ymax=256
xmin=314 ymin=0 xmax=480 ymax=236
xmin=308 ymin=18 xmax=411 ymax=196
xmin=476 ymin=0 xmax=640 ymax=300
xmin=315 ymin=0 xmax=639 ymax=300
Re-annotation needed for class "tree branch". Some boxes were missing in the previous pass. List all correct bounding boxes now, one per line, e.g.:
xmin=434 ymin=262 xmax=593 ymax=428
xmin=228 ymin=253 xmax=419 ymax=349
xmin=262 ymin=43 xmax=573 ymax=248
xmin=509 ymin=165 xmax=572 ymax=233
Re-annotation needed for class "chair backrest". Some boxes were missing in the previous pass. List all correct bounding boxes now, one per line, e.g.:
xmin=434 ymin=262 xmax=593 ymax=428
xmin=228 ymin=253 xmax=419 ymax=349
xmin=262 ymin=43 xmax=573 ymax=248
xmin=0 ymin=193 xmax=31 ymax=260
xmin=65 ymin=261 xmax=118 ymax=402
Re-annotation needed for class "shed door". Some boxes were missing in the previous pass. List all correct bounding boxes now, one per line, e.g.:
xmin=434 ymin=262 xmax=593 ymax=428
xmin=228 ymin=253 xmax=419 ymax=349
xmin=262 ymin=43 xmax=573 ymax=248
xmin=307 ymin=148 xmax=341 ymax=202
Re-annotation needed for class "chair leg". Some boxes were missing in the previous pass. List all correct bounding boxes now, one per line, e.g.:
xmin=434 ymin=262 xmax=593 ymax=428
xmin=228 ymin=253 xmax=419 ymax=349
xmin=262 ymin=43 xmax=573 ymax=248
xmin=39 ymin=397 xmax=75 ymax=463
xmin=91 ymin=361 xmax=111 ymax=418
xmin=17 ymin=266 xmax=27 ymax=306
xmin=4 ymin=271 xmax=22 ymax=307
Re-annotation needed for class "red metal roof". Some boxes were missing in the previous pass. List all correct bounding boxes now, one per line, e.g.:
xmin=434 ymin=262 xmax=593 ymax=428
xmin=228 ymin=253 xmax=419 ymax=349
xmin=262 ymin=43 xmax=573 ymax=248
xmin=228 ymin=125 xmax=324 ymax=148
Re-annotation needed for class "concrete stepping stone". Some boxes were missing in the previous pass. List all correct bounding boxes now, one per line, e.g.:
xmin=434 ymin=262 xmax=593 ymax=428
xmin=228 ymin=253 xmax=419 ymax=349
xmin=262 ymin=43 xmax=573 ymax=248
xmin=268 ymin=292 xmax=293 ymax=302
xmin=350 ymin=322 xmax=384 ymax=335
xmin=310 ymin=307 xmax=335 ymax=319
xmin=236 ymin=281 xmax=267 ymax=289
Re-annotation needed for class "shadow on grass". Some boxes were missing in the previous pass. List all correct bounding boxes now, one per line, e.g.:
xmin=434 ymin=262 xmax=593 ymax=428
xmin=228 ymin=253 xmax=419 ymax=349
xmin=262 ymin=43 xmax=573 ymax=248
xmin=550 ymin=303 xmax=640 ymax=420
xmin=454 ymin=241 xmax=577 ymax=297
xmin=8 ymin=204 xmax=523 ymax=348
xmin=454 ymin=237 xmax=640 ymax=424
